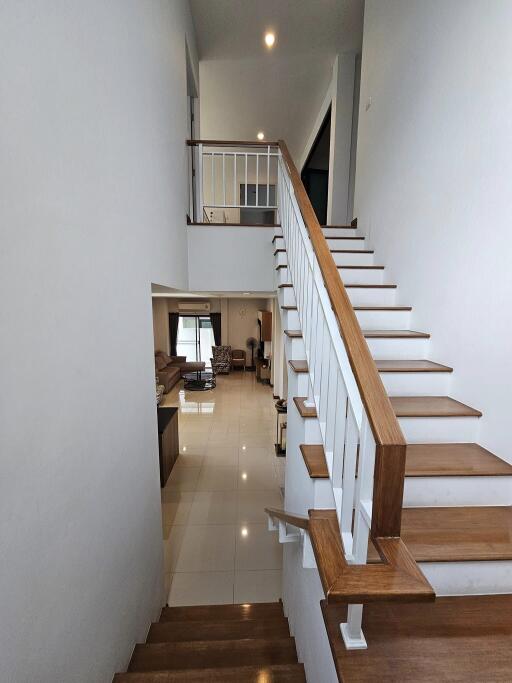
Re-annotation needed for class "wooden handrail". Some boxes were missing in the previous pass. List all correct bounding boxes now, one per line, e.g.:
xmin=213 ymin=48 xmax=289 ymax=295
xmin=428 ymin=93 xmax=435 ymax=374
xmin=265 ymin=507 xmax=309 ymax=531
xmin=278 ymin=139 xmax=407 ymax=539
xmin=308 ymin=510 xmax=434 ymax=604
xmin=265 ymin=508 xmax=434 ymax=603
xmin=187 ymin=139 xmax=279 ymax=147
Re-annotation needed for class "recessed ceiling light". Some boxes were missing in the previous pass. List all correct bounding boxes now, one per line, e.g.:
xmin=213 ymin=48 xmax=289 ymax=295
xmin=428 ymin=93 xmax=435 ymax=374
xmin=264 ymin=32 xmax=275 ymax=48
xmin=257 ymin=131 xmax=265 ymax=141
xmin=241 ymin=472 xmax=248 ymax=480
xmin=241 ymin=527 xmax=249 ymax=537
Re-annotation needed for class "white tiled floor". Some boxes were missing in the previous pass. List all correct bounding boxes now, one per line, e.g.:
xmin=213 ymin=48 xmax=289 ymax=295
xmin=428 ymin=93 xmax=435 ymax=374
xmin=160 ymin=371 xmax=284 ymax=606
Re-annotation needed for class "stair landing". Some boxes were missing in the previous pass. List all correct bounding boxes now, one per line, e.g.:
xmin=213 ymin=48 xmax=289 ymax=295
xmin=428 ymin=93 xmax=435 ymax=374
xmin=322 ymin=594 xmax=512 ymax=683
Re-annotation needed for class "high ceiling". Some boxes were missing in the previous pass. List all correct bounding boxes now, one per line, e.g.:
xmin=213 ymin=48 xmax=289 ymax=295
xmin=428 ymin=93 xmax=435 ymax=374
xmin=190 ymin=0 xmax=364 ymax=60
xmin=190 ymin=0 xmax=363 ymax=162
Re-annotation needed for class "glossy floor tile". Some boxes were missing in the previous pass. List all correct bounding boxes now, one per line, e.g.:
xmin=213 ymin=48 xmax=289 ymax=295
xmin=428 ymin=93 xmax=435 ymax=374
xmin=160 ymin=371 xmax=283 ymax=606
xmin=234 ymin=570 xmax=282 ymax=603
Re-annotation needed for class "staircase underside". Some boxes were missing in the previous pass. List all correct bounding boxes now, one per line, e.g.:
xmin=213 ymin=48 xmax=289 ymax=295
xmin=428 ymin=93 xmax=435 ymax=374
xmin=322 ymin=594 xmax=512 ymax=683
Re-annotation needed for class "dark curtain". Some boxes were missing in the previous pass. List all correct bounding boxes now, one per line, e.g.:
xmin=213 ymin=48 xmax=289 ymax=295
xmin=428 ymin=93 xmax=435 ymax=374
xmin=169 ymin=313 xmax=179 ymax=356
xmin=210 ymin=313 xmax=221 ymax=346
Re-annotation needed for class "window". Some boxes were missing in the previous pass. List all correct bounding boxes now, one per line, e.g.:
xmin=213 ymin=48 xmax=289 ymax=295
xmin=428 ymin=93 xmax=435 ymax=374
xmin=176 ymin=315 xmax=215 ymax=367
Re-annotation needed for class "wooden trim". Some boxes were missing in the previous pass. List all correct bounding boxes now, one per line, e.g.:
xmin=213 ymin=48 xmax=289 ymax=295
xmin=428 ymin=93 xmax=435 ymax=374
xmin=278 ymin=140 xmax=406 ymax=539
xmin=187 ymin=139 xmax=279 ymax=147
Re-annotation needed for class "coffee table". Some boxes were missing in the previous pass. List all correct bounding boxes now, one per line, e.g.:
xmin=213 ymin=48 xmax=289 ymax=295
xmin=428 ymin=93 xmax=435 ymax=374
xmin=183 ymin=370 xmax=216 ymax=391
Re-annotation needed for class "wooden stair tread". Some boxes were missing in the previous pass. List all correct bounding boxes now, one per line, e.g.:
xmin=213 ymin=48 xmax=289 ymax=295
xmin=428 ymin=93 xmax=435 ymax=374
xmin=338 ymin=265 xmax=385 ymax=270
xmin=115 ymin=663 xmax=306 ymax=682
xmin=363 ymin=330 xmax=430 ymax=339
xmin=330 ymin=249 xmax=374 ymax=254
xmin=128 ymin=637 xmax=298 ymax=672
xmin=293 ymin=397 xmax=317 ymax=418
xmin=405 ymin=443 xmax=512 ymax=477
xmin=159 ymin=603 xmax=283 ymax=622
xmin=399 ymin=506 xmax=512 ymax=562
xmin=390 ymin=396 xmax=482 ymax=418
xmin=354 ymin=306 xmax=412 ymax=311
xmin=376 ymin=360 xmax=453 ymax=373
xmin=278 ymin=283 xmax=292 ymax=288
xmin=288 ymin=360 xmax=308 ymax=373
xmin=147 ymin=618 xmax=290 ymax=643
xmin=299 ymin=444 xmax=329 ymax=478
xmin=322 ymin=595 xmax=512 ymax=683
xmin=344 ymin=284 xmax=396 ymax=289
xmin=323 ymin=236 xmax=365 ymax=240
xmin=281 ymin=305 xmax=297 ymax=311
xmin=284 ymin=329 xmax=302 ymax=338
xmin=322 ymin=224 xmax=356 ymax=229
xmin=276 ymin=264 xmax=287 ymax=270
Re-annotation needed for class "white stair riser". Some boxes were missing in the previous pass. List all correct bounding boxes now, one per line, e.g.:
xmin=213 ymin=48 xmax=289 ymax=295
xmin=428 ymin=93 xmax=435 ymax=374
xmin=283 ymin=309 xmax=300 ymax=328
xmin=287 ymin=358 xmax=311 ymax=396
xmin=277 ymin=267 xmax=289 ymax=285
xmin=274 ymin=237 xmax=285 ymax=250
xmin=367 ymin=337 xmax=429 ymax=359
xmin=346 ymin=288 xmax=397 ymax=307
xmin=313 ymin=478 xmax=336 ymax=508
xmin=327 ymin=239 xmax=367 ymax=250
xmin=285 ymin=336 xmax=305 ymax=359
xmin=380 ymin=371 xmax=451 ymax=396
xmin=420 ymin=561 xmax=512 ymax=596
xmin=278 ymin=286 xmax=296 ymax=307
xmin=355 ymin=309 xmax=411 ymax=329
xmin=339 ymin=268 xmax=384 ymax=285
xmin=322 ymin=228 xmax=360 ymax=237
xmin=275 ymin=251 xmax=287 ymax=266
xmin=404 ymin=476 xmax=512 ymax=506
xmin=331 ymin=251 xmax=375 ymax=266
xmin=398 ymin=416 xmax=480 ymax=443
xmin=304 ymin=418 xmax=322 ymax=443
xmin=274 ymin=227 xmax=283 ymax=238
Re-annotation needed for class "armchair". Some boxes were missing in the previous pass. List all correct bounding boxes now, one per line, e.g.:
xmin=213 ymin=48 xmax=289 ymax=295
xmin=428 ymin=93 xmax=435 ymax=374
xmin=211 ymin=345 xmax=232 ymax=374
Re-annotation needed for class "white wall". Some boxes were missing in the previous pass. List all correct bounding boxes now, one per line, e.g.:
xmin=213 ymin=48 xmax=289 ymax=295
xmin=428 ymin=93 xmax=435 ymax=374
xmin=355 ymin=0 xmax=512 ymax=461
xmin=0 ymin=2 xmax=197 ymax=681
xmin=187 ymin=226 xmax=274 ymax=292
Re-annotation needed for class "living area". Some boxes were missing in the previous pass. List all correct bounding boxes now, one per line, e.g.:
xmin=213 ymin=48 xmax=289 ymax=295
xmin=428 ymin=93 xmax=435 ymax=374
xmin=152 ymin=294 xmax=274 ymax=397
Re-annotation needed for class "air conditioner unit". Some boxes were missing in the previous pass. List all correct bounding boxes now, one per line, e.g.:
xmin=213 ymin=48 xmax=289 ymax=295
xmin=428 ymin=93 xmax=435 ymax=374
xmin=177 ymin=301 xmax=211 ymax=313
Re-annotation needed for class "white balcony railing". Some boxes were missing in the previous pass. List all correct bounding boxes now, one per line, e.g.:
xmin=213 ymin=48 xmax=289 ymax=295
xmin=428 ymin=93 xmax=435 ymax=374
xmin=187 ymin=140 xmax=279 ymax=224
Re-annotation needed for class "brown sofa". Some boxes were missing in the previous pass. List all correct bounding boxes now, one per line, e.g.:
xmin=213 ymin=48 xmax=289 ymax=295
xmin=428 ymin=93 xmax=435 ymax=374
xmin=155 ymin=351 xmax=206 ymax=393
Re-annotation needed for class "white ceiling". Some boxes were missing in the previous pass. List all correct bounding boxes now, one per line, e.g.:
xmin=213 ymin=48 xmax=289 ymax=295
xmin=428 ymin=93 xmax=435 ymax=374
xmin=190 ymin=0 xmax=363 ymax=162
xmin=190 ymin=0 xmax=364 ymax=60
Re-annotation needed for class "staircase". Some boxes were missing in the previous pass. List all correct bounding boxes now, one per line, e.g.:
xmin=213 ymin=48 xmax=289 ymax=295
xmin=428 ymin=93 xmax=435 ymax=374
xmin=114 ymin=602 xmax=305 ymax=682
xmin=270 ymin=141 xmax=512 ymax=680
xmin=182 ymin=137 xmax=512 ymax=681
xmin=275 ymin=218 xmax=512 ymax=596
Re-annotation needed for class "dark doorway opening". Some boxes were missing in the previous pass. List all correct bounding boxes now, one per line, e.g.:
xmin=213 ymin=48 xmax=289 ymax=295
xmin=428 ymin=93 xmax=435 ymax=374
xmin=301 ymin=107 xmax=331 ymax=226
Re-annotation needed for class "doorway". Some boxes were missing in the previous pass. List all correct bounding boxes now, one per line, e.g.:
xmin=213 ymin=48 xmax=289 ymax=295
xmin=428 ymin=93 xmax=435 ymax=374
xmin=301 ymin=107 xmax=331 ymax=225
xmin=176 ymin=315 xmax=215 ymax=367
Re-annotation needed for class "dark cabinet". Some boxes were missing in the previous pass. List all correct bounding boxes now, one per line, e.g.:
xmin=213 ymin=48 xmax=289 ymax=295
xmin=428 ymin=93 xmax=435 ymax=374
xmin=157 ymin=407 xmax=179 ymax=487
